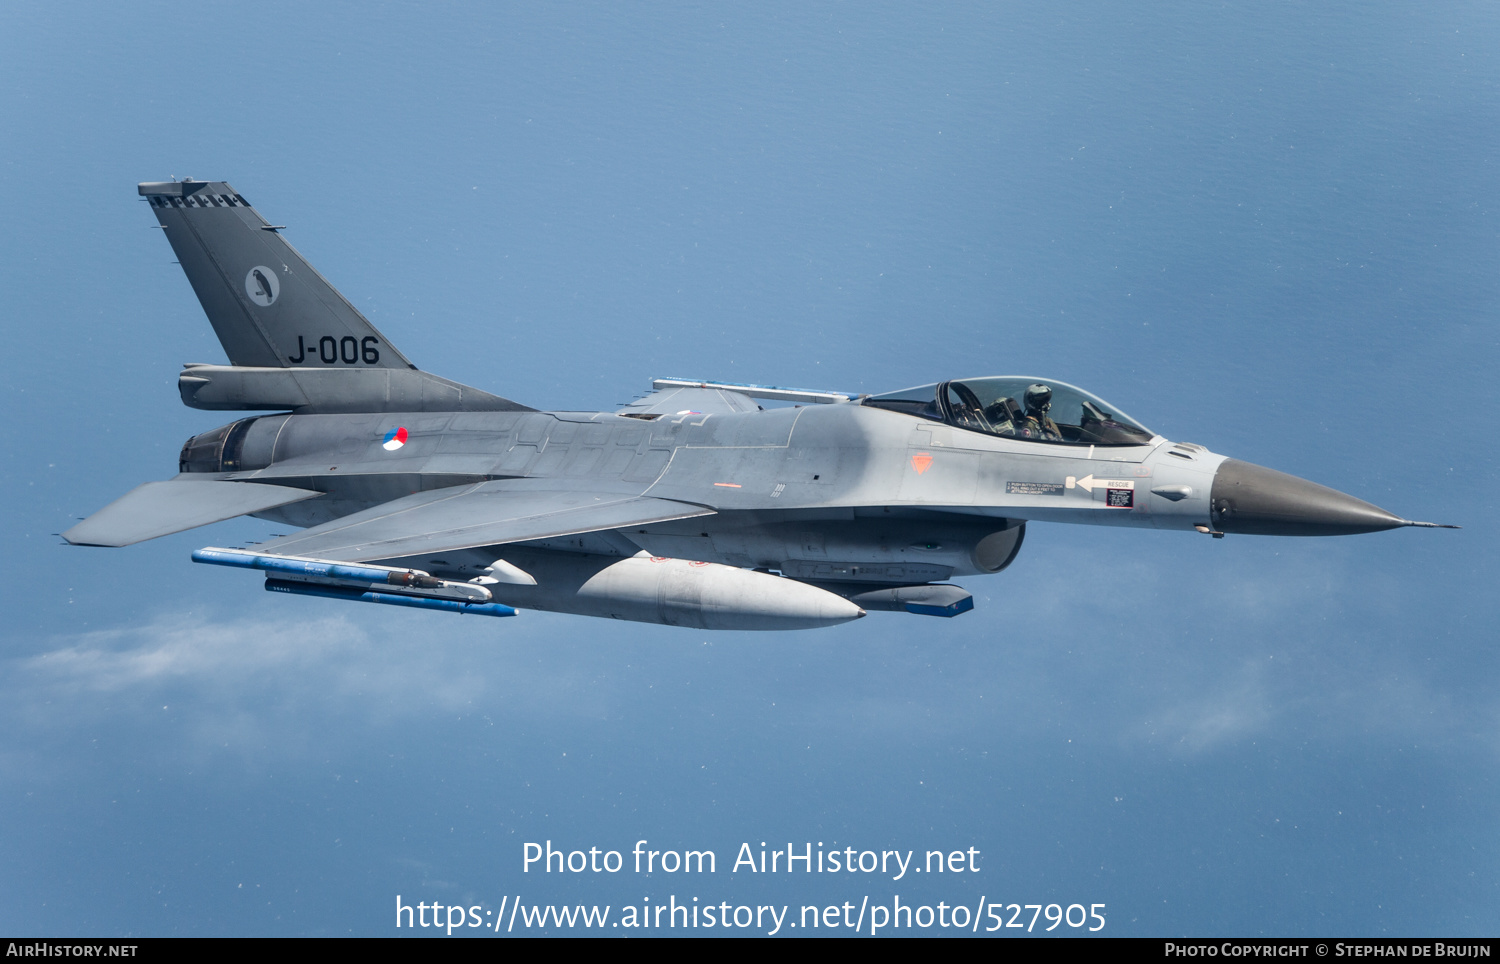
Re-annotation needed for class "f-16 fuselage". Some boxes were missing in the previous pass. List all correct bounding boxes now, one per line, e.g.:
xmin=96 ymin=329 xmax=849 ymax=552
xmin=62 ymin=180 xmax=1450 ymax=631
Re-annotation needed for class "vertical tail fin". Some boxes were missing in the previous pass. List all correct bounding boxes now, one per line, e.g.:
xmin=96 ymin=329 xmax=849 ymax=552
xmin=139 ymin=179 xmax=416 ymax=370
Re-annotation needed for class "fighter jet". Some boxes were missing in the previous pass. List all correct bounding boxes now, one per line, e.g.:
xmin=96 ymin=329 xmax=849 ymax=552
xmin=62 ymin=180 xmax=1455 ymax=630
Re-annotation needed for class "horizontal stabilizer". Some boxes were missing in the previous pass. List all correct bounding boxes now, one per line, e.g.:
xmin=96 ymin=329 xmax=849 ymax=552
xmin=63 ymin=481 xmax=322 ymax=547
xmin=258 ymin=479 xmax=715 ymax=563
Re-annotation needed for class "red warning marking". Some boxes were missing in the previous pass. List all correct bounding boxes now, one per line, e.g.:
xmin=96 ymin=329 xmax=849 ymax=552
xmin=713 ymin=482 xmax=742 ymax=488
xmin=910 ymin=452 xmax=933 ymax=474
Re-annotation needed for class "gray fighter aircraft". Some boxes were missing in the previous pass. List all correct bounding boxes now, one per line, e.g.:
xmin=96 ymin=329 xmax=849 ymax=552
xmin=62 ymin=179 xmax=1455 ymax=630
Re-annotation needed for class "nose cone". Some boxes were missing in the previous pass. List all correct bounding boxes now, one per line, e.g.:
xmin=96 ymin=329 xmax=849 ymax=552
xmin=1210 ymin=459 xmax=1406 ymax=536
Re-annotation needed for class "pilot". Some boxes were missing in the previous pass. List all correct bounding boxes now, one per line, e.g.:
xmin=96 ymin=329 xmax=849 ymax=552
xmin=1016 ymin=384 xmax=1062 ymax=441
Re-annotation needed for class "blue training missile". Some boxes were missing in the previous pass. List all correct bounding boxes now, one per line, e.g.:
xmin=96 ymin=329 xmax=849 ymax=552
xmin=265 ymin=579 xmax=516 ymax=617
xmin=193 ymin=547 xmax=502 ymax=609
xmin=193 ymin=547 xmax=455 ymax=588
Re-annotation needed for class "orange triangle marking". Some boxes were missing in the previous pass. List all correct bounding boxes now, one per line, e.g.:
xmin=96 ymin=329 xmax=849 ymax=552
xmin=910 ymin=452 xmax=933 ymax=474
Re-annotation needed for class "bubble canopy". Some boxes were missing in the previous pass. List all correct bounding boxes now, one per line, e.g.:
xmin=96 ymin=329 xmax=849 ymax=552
xmin=864 ymin=377 xmax=1156 ymax=446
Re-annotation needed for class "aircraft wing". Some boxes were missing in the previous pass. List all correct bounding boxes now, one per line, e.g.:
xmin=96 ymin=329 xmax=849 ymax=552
xmin=255 ymin=478 xmax=715 ymax=563
xmin=63 ymin=480 xmax=323 ymax=547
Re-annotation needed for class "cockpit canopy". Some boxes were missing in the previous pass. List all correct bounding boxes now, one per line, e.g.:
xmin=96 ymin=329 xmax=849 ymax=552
xmin=864 ymin=377 xmax=1155 ymax=446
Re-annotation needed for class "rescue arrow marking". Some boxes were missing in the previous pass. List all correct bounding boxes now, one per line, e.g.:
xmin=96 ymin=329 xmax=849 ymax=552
xmin=911 ymin=453 xmax=933 ymax=474
xmin=1067 ymin=474 xmax=1134 ymax=493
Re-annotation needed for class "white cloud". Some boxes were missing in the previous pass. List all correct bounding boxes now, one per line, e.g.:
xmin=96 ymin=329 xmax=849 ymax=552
xmin=1139 ymin=661 xmax=1277 ymax=753
xmin=22 ymin=613 xmax=365 ymax=691
xmin=1 ymin=608 xmax=622 ymax=774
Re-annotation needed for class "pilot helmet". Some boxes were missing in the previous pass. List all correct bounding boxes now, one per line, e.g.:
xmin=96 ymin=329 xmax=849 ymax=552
xmin=1024 ymin=383 xmax=1053 ymax=414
